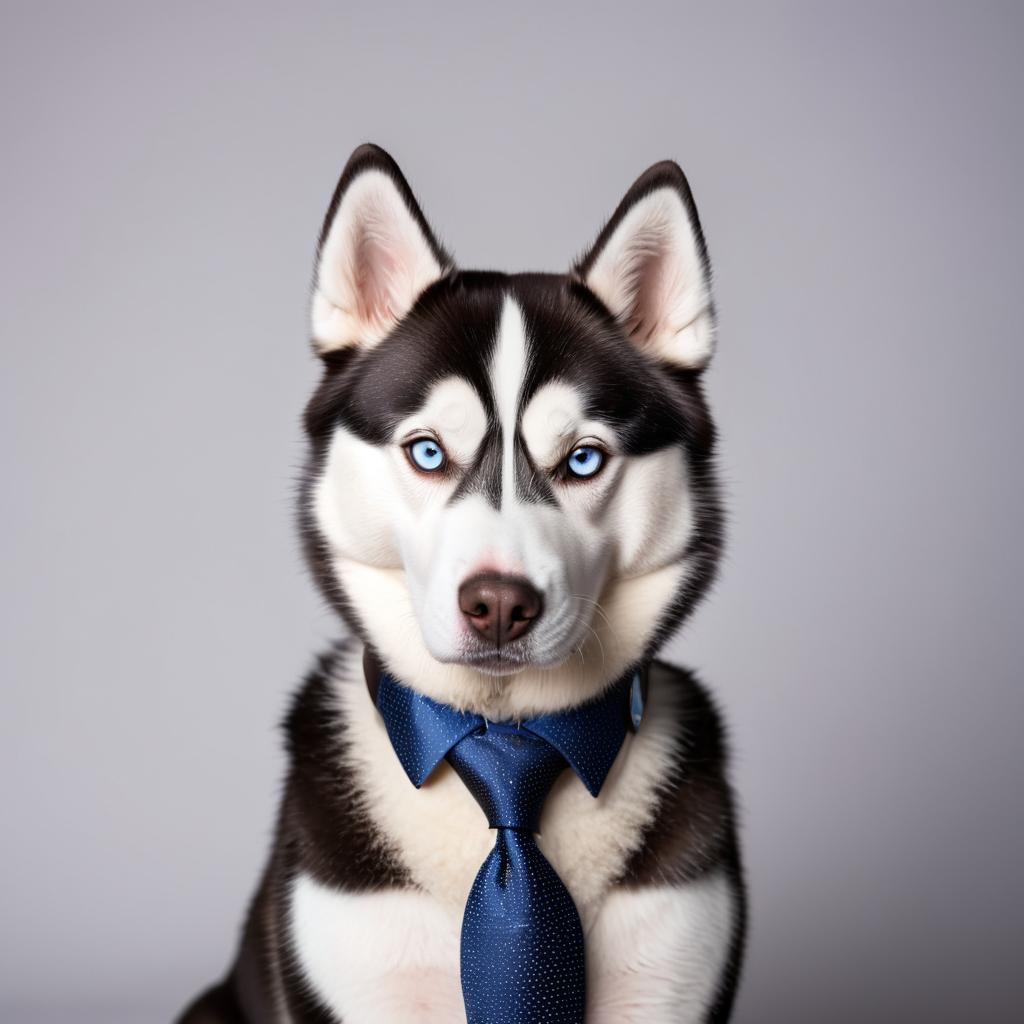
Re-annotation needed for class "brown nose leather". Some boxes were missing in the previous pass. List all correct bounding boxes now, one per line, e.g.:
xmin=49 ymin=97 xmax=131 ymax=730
xmin=458 ymin=573 xmax=543 ymax=646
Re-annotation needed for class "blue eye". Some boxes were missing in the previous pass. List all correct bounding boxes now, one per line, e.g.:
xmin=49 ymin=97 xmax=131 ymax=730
xmin=408 ymin=438 xmax=446 ymax=472
xmin=566 ymin=445 xmax=605 ymax=479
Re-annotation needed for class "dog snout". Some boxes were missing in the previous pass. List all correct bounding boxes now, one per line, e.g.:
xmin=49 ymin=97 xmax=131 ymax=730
xmin=458 ymin=573 xmax=543 ymax=646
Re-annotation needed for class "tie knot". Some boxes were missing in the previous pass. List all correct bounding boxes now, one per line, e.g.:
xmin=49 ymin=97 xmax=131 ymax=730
xmin=446 ymin=723 xmax=568 ymax=832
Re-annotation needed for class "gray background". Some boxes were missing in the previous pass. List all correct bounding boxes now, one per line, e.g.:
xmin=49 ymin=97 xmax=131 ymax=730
xmin=2 ymin=2 xmax=1022 ymax=1021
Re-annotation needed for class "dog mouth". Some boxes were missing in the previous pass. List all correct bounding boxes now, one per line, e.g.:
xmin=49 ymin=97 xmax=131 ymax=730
xmin=459 ymin=649 xmax=533 ymax=677
xmin=454 ymin=631 xmax=582 ymax=677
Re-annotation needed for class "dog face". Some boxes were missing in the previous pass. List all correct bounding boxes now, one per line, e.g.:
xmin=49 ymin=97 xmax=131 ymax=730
xmin=301 ymin=146 xmax=722 ymax=715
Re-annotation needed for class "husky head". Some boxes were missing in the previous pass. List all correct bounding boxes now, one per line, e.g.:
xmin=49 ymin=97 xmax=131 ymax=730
xmin=301 ymin=145 xmax=723 ymax=715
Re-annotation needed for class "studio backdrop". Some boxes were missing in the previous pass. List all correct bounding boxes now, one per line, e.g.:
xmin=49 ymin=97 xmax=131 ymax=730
xmin=1 ymin=2 xmax=1022 ymax=1022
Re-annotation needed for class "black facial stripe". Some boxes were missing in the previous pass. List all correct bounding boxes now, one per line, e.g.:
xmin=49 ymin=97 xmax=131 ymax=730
xmin=515 ymin=433 xmax=557 ymax=506
xmin=448 ymin=428 xmax=555 ymax=510
xmin=451 ymin=422 xmax=502 ymax=509
xmin=447 ymin=432 xmax=557 ymax=510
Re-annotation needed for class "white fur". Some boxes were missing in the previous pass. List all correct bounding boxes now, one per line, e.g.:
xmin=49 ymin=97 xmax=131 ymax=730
xmin=519 ymin=380 xmax=608 ymax=471
xmin=290 ymin=875 xmax=733 ymax=1024
xmin=312 ymin=169 xmax=444 ymax=352
xmin=586 ymin=876 xmax=735 ymax=1023
xmin=520 ymin=381 xmax=694 ymax=575
xmin=394 ymin=376 xmax=488 ymax=468
xmin=583 ymin=187 xmax=714 ymax=369
xmin=290 ymin=881 xmax=463 ymax=1023
xmin=491 ymin=295 xmax=528 ymax=508
xmin=288 ymin=651 xmax=735 ymax=1022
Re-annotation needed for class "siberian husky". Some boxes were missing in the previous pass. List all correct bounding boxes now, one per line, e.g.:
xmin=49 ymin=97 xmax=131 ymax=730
xmin=179 ymin=144 xmax=745 ymax=1023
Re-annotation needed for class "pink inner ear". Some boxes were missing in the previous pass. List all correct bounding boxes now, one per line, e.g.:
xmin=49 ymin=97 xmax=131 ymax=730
xmin=583 ymin=186 xmax=712 ymax=368
xmin=348 ymin=190 xmax=434 ymax=335
xmin=313 ymin=167 xmax=446 ymax=352
xmin=352 ymin=221 xmax=412 ymax=331
xmin=612 ymin=221 xmax=676 ymax=345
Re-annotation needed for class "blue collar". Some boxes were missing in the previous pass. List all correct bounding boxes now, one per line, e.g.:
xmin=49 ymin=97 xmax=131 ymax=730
xmin=374 ymin=670 xmax=639 ymax=798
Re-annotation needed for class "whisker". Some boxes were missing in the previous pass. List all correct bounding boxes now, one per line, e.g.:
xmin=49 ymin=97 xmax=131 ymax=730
xmin=568 ymin=592 xmax=622 ymax=647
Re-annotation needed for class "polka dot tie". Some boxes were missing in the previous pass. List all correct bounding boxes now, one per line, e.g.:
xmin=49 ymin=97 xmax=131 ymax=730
xmin=448 ymin=723 xmax=585 ymax=1023
xmin=375 ymin=672 xmax=634 ymax=1024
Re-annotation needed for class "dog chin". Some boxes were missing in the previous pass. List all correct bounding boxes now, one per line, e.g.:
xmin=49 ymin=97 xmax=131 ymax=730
xmin=458 ymin=653 xmax=531 ymax=678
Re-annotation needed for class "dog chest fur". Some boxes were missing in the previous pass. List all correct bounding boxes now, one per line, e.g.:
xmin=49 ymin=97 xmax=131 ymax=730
xmin=285 ymin=646 xmax=739 ymax=1022
xmin=290 ymin=874 xmax=735 ymax=1023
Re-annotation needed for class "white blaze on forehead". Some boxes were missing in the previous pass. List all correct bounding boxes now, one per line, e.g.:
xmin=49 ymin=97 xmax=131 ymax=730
xmin=521 ymin=381 xmax=617 ymax=470
xmin=490 ymin=296 xmax=529 ymax=505
xmin=392 ymin=376 xmax=487 ymax=466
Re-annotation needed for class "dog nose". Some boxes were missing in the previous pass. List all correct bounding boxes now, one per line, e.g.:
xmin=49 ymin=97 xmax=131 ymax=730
xmin=458 ymin=573 xmax=543 ymax=646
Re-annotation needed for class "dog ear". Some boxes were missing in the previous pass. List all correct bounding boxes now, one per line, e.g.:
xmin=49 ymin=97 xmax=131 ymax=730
xmin=311 ymin=144 xmax=453 ymax=354
xmin=575 ymin=161 xmax=715 ymax=370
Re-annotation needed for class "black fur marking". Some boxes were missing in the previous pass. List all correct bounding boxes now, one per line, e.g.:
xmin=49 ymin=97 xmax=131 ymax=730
xmin=511 ymin=274 xmax=700 ymax=454
xmin=176 ymin=981 xmax=246 ymax=1024
xmin=305 ymin=275 xmax=504 ymax=446
xmin=280 ymin=641 xmax=410 ymax=891
xmin=514 ymin=431 xmax=558 ymax=506
xmin=450 ymin=419 xmax=502 ymax=508
xmin=619 ymin=662 xmax=742 ymax=886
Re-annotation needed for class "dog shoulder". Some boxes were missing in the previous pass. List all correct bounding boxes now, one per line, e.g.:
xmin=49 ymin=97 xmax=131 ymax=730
xmin=278 ymin=640 xmax=412 ymax=891
xmin=621 ymin=659 xmax=742 ymax=888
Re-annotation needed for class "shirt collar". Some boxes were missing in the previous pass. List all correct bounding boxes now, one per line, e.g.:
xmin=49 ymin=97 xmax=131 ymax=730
xmin=375 ymin=673 xmax=483 ymax=787
xmin=374 ymin=670 xmax=634 ymax=798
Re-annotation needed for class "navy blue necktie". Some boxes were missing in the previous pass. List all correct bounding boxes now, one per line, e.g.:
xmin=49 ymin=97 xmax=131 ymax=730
xmin=375 ymin=672 xmax=635 ymax=1024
